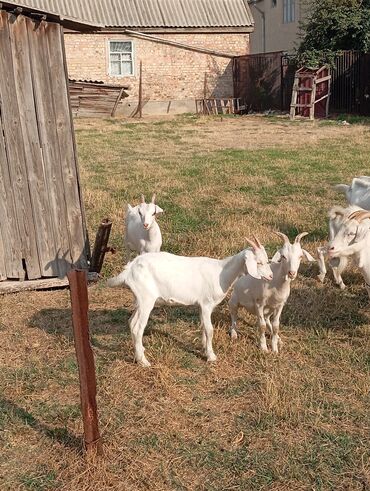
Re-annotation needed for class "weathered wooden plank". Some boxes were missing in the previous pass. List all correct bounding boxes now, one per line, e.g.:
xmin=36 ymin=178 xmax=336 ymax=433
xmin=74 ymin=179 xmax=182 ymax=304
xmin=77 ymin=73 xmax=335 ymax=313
xmin=0 ymin=272 xmax=98 ymax=294
xmin=0 ymin=114 xmax=23 ymax=279
xmin=0 ymin=11 xmax=41 ymax=279
xmin=27 ymin=18 xmax=72 ymax=277
xmin=46 ymin=23 xmax=89 ymax=269
xmin=10 ymin=15 xmax=57 ymax=277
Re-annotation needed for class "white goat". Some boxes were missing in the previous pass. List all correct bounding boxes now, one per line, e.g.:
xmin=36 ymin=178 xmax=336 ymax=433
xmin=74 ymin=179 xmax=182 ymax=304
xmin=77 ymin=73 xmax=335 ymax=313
xmin=229 ymin=232 xmax=315 ymax=353
xmin=108 ymin=237 xmax=273 ymax=367
xmin=326 ymin=207 xmax=370 ymax=300
xmin=124 ymin=194 xmax=163 ymax=261
xmin=335 ymin=176 xmax=370 ymax=209
xmin=317 ymin=178 xmax=370 ymax=287
xmin=317 ymin=206 xmax=352 ymax=289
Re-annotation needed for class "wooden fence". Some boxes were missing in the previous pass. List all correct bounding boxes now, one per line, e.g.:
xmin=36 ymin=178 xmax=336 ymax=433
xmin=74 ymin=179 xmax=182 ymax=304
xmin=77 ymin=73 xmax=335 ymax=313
xmin=0 ymin=11 xmax=89 ymax=283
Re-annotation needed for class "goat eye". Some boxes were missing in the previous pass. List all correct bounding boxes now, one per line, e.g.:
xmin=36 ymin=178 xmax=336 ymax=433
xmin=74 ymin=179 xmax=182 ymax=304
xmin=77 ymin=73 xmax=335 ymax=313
xmin=152 ymin=212 xmax=156 ymax=216
xmin=281 ymin=255 xmax=287 ymax=260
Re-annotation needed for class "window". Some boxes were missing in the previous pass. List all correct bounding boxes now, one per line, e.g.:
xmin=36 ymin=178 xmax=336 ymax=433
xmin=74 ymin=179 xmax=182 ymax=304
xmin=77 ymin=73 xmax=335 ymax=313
xmin=271 ymin=0 xmax=277 ymax=7
xmin=109 ymin=41 xmax=134 ymax=76
xmin=283 ymin=0 xmax=295 ymax=22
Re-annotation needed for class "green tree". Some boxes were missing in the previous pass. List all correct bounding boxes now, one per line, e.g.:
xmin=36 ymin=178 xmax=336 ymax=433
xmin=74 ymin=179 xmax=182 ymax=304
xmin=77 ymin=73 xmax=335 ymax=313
xmin=295 ymin=0 xmax=370 ymax=67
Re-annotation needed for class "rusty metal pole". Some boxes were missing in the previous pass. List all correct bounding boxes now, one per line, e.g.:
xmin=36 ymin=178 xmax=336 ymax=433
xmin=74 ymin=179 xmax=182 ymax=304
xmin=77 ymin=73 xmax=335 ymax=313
xmin=68 ymin=270 xmax=103 ymax=457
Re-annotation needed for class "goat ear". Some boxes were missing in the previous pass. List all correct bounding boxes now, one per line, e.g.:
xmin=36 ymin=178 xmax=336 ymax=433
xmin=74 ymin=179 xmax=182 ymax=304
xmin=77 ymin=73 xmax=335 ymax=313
xmin=271 ymin=251 xmax=281 ymax=263
xmin=244 ymin=251 xmax=261 ymax=279
xmin=328 ymin=206 xmax=345 ymax=220
xmin=155 ymin=205 xmax=164 ymax=214
xmin=302 ymin=249 xmax=316 ymax=262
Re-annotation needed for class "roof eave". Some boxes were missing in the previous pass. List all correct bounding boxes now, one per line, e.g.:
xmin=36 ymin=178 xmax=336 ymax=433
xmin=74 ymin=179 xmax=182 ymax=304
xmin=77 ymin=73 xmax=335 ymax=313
xmin=0 ymin=1 xmax=103 ymax=31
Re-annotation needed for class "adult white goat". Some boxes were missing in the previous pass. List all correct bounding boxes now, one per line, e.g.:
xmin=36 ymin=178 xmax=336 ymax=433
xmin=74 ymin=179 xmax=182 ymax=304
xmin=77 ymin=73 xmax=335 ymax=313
xmin=108 ymin=237 xmax=273 ymax=366
xmin=318 ymin=177 xmax=370 ymax=288
xmin=229 ymin=232 xmax=315 ymax=353
xmin=326 ymin=207 xmax=370 ymax=300
xmin=125 ymin=194 xmax=163 ymax=261
xmin=335 ymin=176 xmax=370 ymax=209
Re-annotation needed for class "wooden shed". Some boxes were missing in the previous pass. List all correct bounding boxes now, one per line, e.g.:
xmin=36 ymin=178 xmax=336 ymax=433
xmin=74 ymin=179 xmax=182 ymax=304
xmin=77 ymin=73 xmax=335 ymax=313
xmin=0 ymin=3 xmax=99 ymax=293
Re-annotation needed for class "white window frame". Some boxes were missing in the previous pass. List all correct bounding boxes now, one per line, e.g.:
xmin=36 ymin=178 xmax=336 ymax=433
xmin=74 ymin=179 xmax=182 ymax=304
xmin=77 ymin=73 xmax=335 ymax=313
xmin=108 ymin=40 xmax=135 ymax=77
xmin=283 ymin=0 xmax=295 ymax=23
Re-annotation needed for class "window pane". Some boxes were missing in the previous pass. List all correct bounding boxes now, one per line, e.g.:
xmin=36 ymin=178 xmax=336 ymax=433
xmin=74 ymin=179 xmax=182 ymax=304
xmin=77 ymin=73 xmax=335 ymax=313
xmin=283 ymin=0 xmax=287 ymax=22
xmin=110 ymin=53 xmax=120 ymax=62
xmin=121 ymin=53 xmax=132 ymax=62
xmin=121 ymin=61 xmax=133 ymax=75
xmin=291 ymin=0 xmax=295 ymax=21
xmin=110 ymin=61 xmax=121 ymax=75
xmin=110 ymin=41 xmax=132 ymax=53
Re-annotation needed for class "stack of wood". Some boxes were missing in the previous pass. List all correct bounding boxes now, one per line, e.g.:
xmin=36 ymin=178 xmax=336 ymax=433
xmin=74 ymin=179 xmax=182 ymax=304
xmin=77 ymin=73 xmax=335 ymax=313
xmin=69 ymin=80 xmax=129 ymax=117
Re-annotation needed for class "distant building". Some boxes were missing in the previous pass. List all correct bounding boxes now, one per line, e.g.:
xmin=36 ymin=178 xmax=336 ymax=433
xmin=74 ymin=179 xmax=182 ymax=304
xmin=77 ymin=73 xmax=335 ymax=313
xmin=18 ymin=0 xmax=255 ymax=115
xmin=249 ymin=0 xmax=309 ymax=54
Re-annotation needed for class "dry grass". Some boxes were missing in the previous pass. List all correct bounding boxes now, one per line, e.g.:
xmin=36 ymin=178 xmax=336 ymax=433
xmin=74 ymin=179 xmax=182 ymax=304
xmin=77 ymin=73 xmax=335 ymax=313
xmin=0 ymin=114 xmax=369 ymax=491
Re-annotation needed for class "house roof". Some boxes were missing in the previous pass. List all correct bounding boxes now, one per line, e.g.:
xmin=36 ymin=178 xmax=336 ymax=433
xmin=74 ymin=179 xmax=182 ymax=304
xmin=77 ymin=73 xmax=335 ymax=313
xmin=13 ymin=0 xmax=254 ymax=29
xmin=0 ymin=1 xmax=102 ymax=30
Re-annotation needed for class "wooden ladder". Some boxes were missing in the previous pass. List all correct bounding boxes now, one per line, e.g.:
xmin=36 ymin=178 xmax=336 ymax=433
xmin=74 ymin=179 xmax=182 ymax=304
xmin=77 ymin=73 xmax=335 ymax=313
xmin=290 ymin=74 xmax=316 ymax=120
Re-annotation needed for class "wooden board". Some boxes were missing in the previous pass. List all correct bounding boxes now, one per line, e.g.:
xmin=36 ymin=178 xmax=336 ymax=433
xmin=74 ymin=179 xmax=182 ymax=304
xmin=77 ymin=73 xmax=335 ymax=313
xmin=0 ymin=11 xmax=90 ymax=284
xmin=46 ymin=22 xmax=89 ymax=270
xmin=0 ymin=272 xmax=98 ymax=294
xmin=27 ymin=18 xmax=72 ymax=277
xmin=0 ymin=11 xmax=40 ymax=279
xmin=0 ymin=115 xmax=23 ymax=280
xmin=11 ymin=15 xmax=57 ymax=277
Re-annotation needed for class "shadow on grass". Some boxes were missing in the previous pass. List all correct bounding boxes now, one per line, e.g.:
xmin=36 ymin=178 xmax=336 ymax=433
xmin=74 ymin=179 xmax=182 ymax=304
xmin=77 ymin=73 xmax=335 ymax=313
xmin=29 ymin=307 xmax=132 ymax=338
xmin=29 ymin=305 xmax=206 ymax=361
xmin=283 ymin=281 xmax=369 ymax=331
xmin=0 ymin=398 xmax=82 ymax=452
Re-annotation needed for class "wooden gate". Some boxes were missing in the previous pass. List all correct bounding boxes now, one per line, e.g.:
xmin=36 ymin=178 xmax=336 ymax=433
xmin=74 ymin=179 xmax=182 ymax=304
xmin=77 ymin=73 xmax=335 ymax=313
xmin=0 ymin=11 xmax=89 ymax=283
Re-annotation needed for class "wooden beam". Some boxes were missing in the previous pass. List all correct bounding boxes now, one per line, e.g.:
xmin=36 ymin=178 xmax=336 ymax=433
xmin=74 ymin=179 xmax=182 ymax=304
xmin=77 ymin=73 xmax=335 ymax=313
xmin=0 ymin=272 xmax=98 ymax=294
xmin=111 ymin=87 xmax=124 ymax=117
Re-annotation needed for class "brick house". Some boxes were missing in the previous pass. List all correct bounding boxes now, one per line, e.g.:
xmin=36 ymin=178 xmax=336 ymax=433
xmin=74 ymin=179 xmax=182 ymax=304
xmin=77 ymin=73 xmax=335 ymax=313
xmin=19 ymin=0 xmax=254 ymax=115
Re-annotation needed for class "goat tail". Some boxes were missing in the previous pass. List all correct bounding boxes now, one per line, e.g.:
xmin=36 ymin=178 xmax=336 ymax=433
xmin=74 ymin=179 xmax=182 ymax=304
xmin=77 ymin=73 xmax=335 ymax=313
xmin=107 ymin=268 xmax=129 ymax=288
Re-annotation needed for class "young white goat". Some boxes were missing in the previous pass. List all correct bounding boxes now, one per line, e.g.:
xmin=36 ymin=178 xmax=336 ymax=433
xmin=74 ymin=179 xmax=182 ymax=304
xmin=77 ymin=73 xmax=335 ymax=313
xmin=124 ymin=194 xmax=164 ymax=261
xmin=229 ymin=232 xmax=315 ymax=353
xmin=326 ymin=207 xmax=370 ymax=300
xmin=108 ymin=237 xmax=273 ymax=367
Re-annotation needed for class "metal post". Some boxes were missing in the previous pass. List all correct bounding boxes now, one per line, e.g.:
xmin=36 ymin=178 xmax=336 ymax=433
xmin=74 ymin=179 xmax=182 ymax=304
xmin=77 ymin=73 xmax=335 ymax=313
xmin=68 ymin=270 xmax=103 ymax=457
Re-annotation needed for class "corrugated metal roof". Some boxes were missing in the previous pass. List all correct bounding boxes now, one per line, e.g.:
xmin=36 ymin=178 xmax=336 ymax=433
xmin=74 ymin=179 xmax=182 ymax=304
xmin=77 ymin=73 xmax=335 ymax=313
xmin=0 ymin=0 xmax=103 ymax=29
xmin=14 ymin=0 xmax=254 ymax=28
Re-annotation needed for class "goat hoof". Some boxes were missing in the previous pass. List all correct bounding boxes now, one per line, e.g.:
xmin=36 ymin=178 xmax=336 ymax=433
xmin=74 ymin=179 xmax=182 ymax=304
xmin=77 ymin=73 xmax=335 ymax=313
xmin=339 ymin=283 xmax=346 ymax=290
xmin=137 ymin=357 xmax=151 ymax=367
xmin=230 ymin=329 xmax=238 ymax=340
xmin=207 ymin=353 xmax=217 ymax=363
xmin=317 ymin=273 xmax=326 ymax=283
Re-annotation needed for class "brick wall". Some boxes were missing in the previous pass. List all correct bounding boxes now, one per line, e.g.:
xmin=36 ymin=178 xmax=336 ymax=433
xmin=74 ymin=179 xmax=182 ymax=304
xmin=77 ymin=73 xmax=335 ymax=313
xmin=64 ymin=32 xmax=249 ymax=105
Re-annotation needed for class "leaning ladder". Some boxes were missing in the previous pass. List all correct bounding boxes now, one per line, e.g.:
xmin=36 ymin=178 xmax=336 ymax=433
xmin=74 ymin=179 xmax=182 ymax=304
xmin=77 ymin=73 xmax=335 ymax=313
xmin=290 ymin=68 xmax=331 ymax=120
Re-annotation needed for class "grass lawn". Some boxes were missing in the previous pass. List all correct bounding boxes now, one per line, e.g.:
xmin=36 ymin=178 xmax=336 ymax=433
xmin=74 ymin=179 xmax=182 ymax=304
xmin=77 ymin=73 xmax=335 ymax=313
xmin=0 ymin=114 xmax=369 ymax=490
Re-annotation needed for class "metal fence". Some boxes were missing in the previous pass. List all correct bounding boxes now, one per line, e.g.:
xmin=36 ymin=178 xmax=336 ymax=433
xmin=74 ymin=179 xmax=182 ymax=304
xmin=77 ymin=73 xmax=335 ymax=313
xmin=234 ymin=51 xmax=370 ymax=115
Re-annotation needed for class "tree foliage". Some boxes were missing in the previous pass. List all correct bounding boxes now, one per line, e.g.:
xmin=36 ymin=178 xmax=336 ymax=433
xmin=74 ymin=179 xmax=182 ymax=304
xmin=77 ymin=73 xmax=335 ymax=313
xmin=295 ymin=0 xmax=370 ymax=67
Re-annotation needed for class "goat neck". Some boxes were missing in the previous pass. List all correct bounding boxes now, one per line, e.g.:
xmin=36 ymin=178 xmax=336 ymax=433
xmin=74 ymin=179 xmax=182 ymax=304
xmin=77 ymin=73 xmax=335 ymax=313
xmin=219 ymin=250 xmax=248 ymax=292
xmin=270 ymin=260 xmax=291 ymax=286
